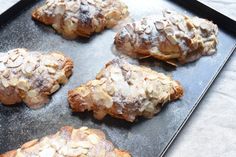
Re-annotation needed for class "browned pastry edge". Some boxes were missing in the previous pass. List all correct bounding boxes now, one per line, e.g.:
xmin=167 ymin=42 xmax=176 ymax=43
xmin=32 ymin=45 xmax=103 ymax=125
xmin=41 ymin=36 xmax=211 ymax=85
xmin=0 ymin=126 xmax=131 ymax=157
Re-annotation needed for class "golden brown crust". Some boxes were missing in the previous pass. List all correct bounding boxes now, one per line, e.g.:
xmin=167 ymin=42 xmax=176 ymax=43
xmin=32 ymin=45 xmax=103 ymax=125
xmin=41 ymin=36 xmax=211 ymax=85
xmin=0 ymin=48 xmax=73 ymax=108
xmin=114 ymin=10 xmax=218 ymax=64
xmin=68 ymin=59 xmax=184 ymax=122
xmin=32 ymin=0 xmax=129 ymax=38
xmin=0 ymin=126 xmax=131 ymax=157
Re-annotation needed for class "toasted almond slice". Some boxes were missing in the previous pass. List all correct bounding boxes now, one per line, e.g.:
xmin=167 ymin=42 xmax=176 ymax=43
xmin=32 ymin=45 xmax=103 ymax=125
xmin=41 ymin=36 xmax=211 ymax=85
xmin=155 ymin=21 xmax=164 ymax=30
xmin=3 ymin=69 xmax=10 ymax=78
xmin=1 ymin=78 xmax=9 ymax=88
xmin=17 ymin=79 xmax=30 ymax=91
xmin=50 ymin=84 xmax=60 ymax=93
xmin=9 ymin=77 xmax=18 ymax=86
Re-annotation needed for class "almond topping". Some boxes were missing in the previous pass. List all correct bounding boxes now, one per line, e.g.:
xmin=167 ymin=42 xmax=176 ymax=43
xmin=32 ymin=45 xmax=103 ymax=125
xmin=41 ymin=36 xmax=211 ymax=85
xmin=8 ymin=77 xmax=18 ymax=86
xmin=1 ymin=78 xmax=9 ymax=88
xmin=6 ymin=56 xmax=23 ymax=68
xmin=164 ymin=27 xmax=174 ymax=36
xmin=17 ymin=79 xmax=29 ymax=91
xmin=50 ymin=84 xmax=60 ymax=93
xmin=48 ymin=67 xmax=56 ymax=74
xmin=28 ymin=89 xmax=38 ymax=97
xmin=167 ymin=35 xmax=177 ymax=45
xmin=3 ymin=69 xmax=10 ymax=78
xmin=155 ymin=21 xmax=164 ymax=30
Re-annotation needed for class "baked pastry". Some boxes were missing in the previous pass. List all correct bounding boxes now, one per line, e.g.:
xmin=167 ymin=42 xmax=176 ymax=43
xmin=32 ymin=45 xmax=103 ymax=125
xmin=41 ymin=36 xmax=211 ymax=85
xmin=32 ymin=0 xmax=129 ymax=38
xmin=68 ymin=59 xmax=183 ymax=122
xmin=0 ymin=48 xmax=73 ymax=109
xmin=0 ymin=126 xmax=131 ymax=157
xmin=114 ymin=10 xmax=218 ymax=64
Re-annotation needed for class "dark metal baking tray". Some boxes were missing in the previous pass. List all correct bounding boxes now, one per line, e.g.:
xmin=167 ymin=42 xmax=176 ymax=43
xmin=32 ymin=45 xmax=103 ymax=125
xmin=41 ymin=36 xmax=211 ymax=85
xmin=0 ymin=0 xmax=235 ymax=156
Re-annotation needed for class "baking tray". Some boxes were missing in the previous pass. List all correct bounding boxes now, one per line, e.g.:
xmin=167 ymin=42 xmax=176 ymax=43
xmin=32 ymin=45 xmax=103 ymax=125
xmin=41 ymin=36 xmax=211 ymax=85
xmin=0 ymin=0 xmax=235 ymax=156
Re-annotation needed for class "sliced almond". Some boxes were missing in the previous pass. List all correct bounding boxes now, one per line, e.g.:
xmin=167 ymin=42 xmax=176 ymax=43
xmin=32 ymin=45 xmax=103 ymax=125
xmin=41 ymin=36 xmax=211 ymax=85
xmin=71 ymin=17 xmax=79 ymax=23
xmin=48 ymin=67 xmax=56 ymax=74
xmin=6 ymin=56 xmax=23 ymax=68
xmin=186 ymin=20 xmax=194 ymax=29
xmin=169 ymin=16 xmax=177 ymax=24
xmin=56 ymin=72 xmax=67 ymax=84
xmin=8 ymin=77 xmax=18 ymax=86
xmin=145 ymin=26 xmax=152 ymax=34
xmin=167 ymin=35 xmax=177 ymax=45
xmin=93 ymin=89 xmax=113 ymax=108
xmin=28 ymin=89 xmax=38 ymax=97
xmin=200 ymin=21 xmax=211 ymax=31
xmin=155 ymin=21 xmax=164 ymax=30
xmin=3 ymin=69 xmax=10 ymax=78
xmin=177 ymin=22 xmax=187 ymax=32
xmin=164 ymin=27 xmax=174 ymax=36
xmin=78 ymin=88 xmax=90 ymax=97
xmin=125 ymin=24 xmax=134 ymax=35
xmin=54 ymin=3 xmax=66 ymax=15
xmin=9 ymin=52 xmax=20 ymax=61
xmin=1 ymin=78 xmax=9 ymax=88
xmin=50 ymin=84 xmax=60 ymax=93
xmin=79 ymin=127 xmax=88 ymax=131
xmin=0 ymin=63 xmax=6 ymax=72
xmin=22 ymin=62 xmax=36 ymax=76
xmin=17 ymin=79 xmax=29 ymax=91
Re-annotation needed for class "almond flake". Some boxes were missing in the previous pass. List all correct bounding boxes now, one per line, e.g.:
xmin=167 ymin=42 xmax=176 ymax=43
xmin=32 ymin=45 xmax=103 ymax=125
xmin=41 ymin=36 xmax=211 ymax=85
xmin=6 ymin=56 xmax=23 ymax=68
xmin=167 ymin=35 xmax=177 ymax=45
xmin=28 ymin=89 xmax=38 ymax=97
xmin=17 ymin=79 xmax=29 ymax=91
xmin=50 ymin=84 xmax=60 ymax=93
xmin=155 ymin=21 xmax=164 ymax=30
xmin=3 ymin=69 xmax=10 ymax=78
xmin=1 ymin=78 xmax=9 ymax=88
xmin=8 ymin=77 xmax=18 ymax=86
xmin=48 ymin=67 xmax=56 ymax=74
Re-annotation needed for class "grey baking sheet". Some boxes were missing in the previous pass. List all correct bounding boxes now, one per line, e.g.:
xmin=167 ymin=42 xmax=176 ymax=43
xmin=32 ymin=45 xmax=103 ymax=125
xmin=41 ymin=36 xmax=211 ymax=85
xmin=0 ymin=0 xmax=235 ymax=156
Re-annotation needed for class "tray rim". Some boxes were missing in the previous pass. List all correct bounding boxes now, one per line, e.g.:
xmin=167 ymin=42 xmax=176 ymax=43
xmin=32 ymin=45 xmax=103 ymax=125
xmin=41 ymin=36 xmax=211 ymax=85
xmin=0 ymin=0 xmax=236 ymax=156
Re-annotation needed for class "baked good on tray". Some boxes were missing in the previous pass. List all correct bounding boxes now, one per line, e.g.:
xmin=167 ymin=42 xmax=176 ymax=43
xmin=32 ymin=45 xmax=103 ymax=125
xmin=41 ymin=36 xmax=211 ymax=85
xmin=32 ymin=0 xmax=129 ymax=38
xmin=0 ymin=48 xmax=73 ymax=109
xmin=0 ymin=126 xmax=131 ymax=157
xmin=114 ymin=10 xmax=218 ymax=64
xmin=68 ymin=59 xmax=183 ymax=122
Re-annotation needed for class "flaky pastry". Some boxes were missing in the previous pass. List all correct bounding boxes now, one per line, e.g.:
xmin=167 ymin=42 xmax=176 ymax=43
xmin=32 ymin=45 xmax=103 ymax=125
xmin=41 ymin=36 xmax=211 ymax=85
xmin=68 ymin=59 xmax=183 ymax=122
xmin=0 ymin=48 xmax=73 ymax=108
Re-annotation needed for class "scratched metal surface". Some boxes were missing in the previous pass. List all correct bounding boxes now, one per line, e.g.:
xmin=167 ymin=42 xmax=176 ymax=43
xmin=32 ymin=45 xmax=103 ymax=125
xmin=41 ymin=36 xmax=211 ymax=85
xmin=0 ymin=0 xmax=235 ymax=156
